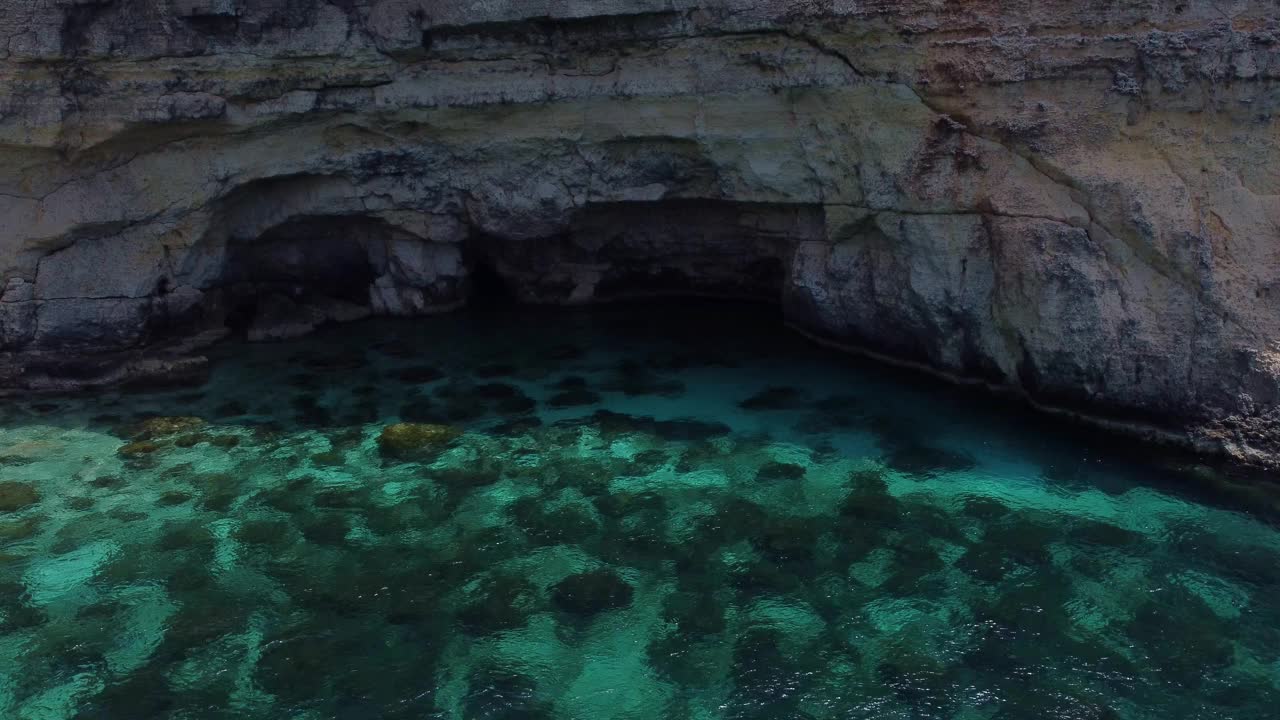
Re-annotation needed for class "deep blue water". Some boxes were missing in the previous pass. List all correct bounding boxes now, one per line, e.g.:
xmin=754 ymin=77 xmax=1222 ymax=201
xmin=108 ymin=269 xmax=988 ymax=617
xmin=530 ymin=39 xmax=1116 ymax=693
xmin=1 ymin=304 xmax=1278 ymax=719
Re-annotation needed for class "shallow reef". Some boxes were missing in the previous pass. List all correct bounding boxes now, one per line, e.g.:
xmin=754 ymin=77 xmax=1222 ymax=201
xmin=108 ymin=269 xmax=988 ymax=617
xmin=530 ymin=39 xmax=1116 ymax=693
xmin=0 ymin=305 xmax=1278 ymax=719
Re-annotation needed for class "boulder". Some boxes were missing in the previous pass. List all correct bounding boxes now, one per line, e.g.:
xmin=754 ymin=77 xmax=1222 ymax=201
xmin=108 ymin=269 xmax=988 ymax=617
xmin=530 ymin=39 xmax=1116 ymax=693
xmin=377 ymin=423 xmax=461 ymax=460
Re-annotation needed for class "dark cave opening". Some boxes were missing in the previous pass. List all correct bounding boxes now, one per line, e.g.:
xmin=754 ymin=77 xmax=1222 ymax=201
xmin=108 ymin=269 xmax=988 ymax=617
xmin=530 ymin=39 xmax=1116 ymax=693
xmin=466 ymin=258 xmax=519 ymax=310
xmin=216 ymin=215 xmax=383 ymax=339
xmin=222 ymin=298 xmax=260 ymax=335
xmin=190 ymin=198 xmax=824 ymax=343
xmin=223 ymin=216 xmax=378 ymax=303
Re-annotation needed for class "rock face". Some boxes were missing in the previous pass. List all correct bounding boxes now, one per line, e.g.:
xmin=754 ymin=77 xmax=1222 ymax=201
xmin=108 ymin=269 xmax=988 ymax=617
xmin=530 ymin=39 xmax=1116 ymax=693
xmin=0 ymin=2 xmax=1278 ymax=460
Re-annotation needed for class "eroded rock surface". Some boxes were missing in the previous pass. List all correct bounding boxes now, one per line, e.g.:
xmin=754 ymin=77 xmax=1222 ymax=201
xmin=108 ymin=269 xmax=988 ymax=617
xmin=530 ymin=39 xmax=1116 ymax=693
xmin=0 ymin=1 xmax=1277 ymax=461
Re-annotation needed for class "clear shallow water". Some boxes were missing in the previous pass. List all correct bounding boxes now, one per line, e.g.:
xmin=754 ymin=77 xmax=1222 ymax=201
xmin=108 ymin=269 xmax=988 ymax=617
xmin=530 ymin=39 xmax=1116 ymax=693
xmin=2 ymin=304 xmax=1280 ymax=720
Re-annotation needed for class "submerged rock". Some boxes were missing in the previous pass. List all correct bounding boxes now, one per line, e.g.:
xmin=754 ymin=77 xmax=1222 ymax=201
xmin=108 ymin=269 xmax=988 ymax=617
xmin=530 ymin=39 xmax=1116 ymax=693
xmin=551 ymin=376 xmax=590 ymax=390
xmin=137 ymin=416 xmax=205 ymax=438
xmin=551 ymin=568 xmax=634 ymax=617
xmin=661 ymin=590 xmax=726 ymax=637
xmin=752 ymin=515 xmax=821 ymax=566
xmin=648 ymin=632 xmax=719 ymax=687
xmin=739 ymin=387 xmax=806 ymax=411
xmin=157 ymin=491 xmax=193 ymax=507
xmin=653 ymin=418 xmax=732 ymax=442
xmin=429 ymin=465 xmax=502 ymax=494
xmin=255 ymin=632 xmax=348 ymax=704
xmin=1126 ymin=585 xmax=1237 ymax=687
xmin=884 ymin=444 xmax=976 ymax=476
xmin=88 ymin=475 xmax=124 ymax=490
xmin=157 ymin=521 xmax=215 ymax=553
xmin=489 ymin=416 xmax=543 ymax=436
xmin=108 ymin=509 xmax=148 ymax=523
xmin=883 ymin=535 xmax=946 ymax=593
xmin=311 ymin=450 xmax=346 ymax=467
xmin=593 ymin=490 xmax=666 ymax=521
xmin=457 ymin=574 xmax=540 ymax=634
xmin=960 ymin=495 xmax=1009 ymax=521
xmin=799 ymin=394 xmax=867 ymax=433
xmin=1069 ymin=519 xmax=1145 ymax=548
xmin=464 ymin=666 xmax=554 ymax=720
xmin=839 ymin=468 xmax=898 ymax=521
xmin=544 ymin=459 xmax=616 ymax=496
xmin=313 ymin=488 xmax=364 ymax=509
xmin=602 ymin=361 xmax=686 ymax=398
xmin=200 ymin=491 xmax=236 ymax=513
xmin=0 ymin=515 xmax=40 ymax=539
xmin=117 ymin=440 xmax=159 ymax=458
xmin=584 ymin=410 xmax=731 ymax=443
xmin=727 ymin=627 xmax=815 ymax=715
xmin=0 ymin=481 xmax=40 ymax=512
xmin=494 ymin=394 xmax=537 ymax=415
xmin=299 ymin=514 xmax=351 ymax=546
xmin=873 ymin=645 xmax=953 ymax=710
xmin=173 ymin=433 xmax=208 ymax=448
xmin=959 ymin=515 xmax=1060 ymax=579
xmin=627 ymin=449 xmax=669 ymax=475
xmin=548 ymin=388 xmax=601 ymax=408
xmin=756 ymin=461 xmax=807 ymax=482
xmin=0 ymin=582 xmax=45 ymax=631
xmin=377 ymin=423 xmax=461 ymax=460
xmin=235 ymin=519 xmax=294 ymax=548
xmin=674 ymin=441 xmax=731 ymax=473
xmin=510 ymin=496 xmax=601 ymax=546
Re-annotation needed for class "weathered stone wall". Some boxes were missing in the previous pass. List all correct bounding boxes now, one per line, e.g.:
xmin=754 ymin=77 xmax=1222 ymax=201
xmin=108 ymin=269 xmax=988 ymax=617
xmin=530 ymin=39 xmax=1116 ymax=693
xmin=1 ymin=1 xmax=1277 ymax=461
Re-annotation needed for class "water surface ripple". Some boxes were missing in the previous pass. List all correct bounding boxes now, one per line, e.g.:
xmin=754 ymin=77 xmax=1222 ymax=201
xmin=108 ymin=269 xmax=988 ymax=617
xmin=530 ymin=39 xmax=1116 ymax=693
xmin=1 ymin=306 xmax=1278 ymax=719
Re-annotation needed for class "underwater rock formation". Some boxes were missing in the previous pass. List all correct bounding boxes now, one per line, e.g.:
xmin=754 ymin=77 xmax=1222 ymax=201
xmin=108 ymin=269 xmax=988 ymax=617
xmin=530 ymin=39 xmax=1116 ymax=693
xmin=0 ymin=1 xmax=1278 ymax=461
xmin=0 ymin=481 xmax=40 ymax=513
xmin=378 ymin=422 xmax=462 ymax=460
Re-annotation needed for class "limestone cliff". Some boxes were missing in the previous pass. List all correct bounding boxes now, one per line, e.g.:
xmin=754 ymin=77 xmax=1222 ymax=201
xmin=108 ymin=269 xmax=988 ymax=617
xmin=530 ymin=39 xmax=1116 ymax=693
xmin=1 ymin=1 xmax=1277 ymax=462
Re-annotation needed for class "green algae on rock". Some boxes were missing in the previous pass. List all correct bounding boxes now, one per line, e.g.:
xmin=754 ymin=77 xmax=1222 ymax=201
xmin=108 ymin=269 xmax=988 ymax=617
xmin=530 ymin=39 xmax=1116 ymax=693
xmin=377 ymin=422 xmax=462 ymax=460
xmin=135 ymin=416 xmax=206 ymax=438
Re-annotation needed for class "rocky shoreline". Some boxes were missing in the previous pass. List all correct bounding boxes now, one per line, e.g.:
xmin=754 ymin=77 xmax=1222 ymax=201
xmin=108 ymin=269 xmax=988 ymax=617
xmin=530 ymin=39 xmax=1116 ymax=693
xmin=2 ymin=2 xmax=1278 ymax=465
xmin=6 ymin=301 xmax=1280 ymax=472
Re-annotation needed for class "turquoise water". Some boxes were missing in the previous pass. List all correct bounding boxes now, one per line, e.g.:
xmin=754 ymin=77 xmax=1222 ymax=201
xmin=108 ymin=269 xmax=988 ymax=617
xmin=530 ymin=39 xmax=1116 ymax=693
xmin=2 ymin=304 xmax=1279 ymax=720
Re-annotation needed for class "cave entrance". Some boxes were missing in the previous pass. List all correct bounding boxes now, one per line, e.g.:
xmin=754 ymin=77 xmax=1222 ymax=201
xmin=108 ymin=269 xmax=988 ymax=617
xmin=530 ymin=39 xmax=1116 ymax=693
xmin=219 ymin=215 xmax=383 ymax=340
xmin=468 ymin=200 xmax=819 ymax=307
xmin=203 ymin=197 xmax=822 ymax=342
xmin=466 ymin=257 xmax=518 ymax=310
